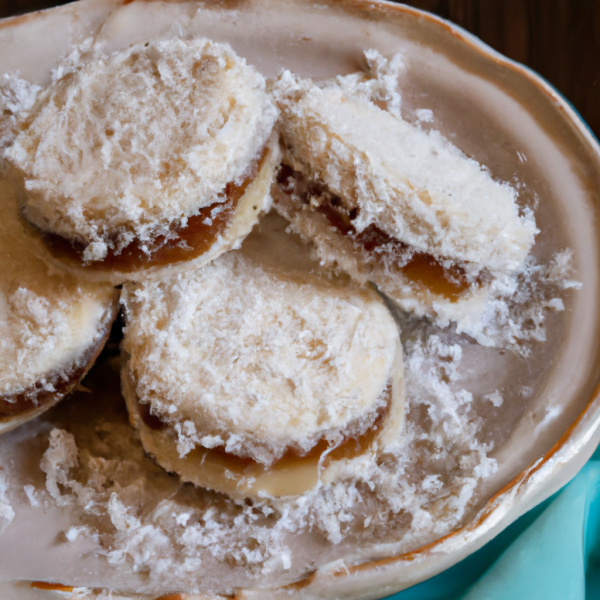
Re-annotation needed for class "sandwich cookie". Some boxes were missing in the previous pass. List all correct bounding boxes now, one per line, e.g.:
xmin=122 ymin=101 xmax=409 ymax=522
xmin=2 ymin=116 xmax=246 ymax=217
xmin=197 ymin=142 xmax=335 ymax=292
xmin=0 ymin=172 xmax=119 ymax=435
xmin=271 ymin=68 xmax=538 ymax=342
xmin=6 ymin=37 xmax=279 ymax=284
xmin=121 ymin=213 xmax=405 ymax=499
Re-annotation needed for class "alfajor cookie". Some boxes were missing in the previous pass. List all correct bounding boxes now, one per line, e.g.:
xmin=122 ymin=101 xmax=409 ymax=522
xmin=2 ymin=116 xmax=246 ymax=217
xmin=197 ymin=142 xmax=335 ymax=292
xmin=270 ymin=61 xmax=538 ymax=342
xmin=6 ymin=37 xmax=279 ymax=284
xmin=0 ymin=169 xmax=119 ymax=435
xmin=121 ymin=212 xmax=405 ymax=499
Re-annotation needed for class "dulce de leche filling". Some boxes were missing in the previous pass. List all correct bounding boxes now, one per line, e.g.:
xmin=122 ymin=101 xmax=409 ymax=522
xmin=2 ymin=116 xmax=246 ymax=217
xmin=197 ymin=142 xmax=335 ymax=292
xmin=138 ymin=384 xmax=391 ymax=473
xmin=277 ymin=166 xmax=479 ymax=301
xmin=41 ymin=148 xmax=269 ymax=273
xmin=29 ymin=583 xmax=75 ymax=593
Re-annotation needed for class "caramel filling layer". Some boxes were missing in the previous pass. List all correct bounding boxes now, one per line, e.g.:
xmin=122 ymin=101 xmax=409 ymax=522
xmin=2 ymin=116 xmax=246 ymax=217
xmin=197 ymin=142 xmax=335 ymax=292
xmin=30 ymin=583 xmax=75 ymax=593
xmin=41 ymin=148 xmax=268 ymax=273
xmin=139 ymin=384 xmax=390 ymax=473
xmin=277 ymin=166 xmax=478 ymax=301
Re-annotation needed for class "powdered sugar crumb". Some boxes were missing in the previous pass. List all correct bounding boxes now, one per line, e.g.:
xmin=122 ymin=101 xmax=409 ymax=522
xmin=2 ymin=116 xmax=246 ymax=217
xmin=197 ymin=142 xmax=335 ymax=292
xmin=40 ymin=429 xmax=79 ymax=506
xmin=416 ymin=108 xmax=434 ymax=123
xmin=23 ymin=483 xmax=41 ymax=507
xmin=474 ymin=249 xmax=581 ymax=352
xmin=483 ymin=390 xmax=504 ymax=408
xmin=66 ymin=525 xmax=90 ymax=542
xmin=0 ymin=468 xmax=14 ymax=532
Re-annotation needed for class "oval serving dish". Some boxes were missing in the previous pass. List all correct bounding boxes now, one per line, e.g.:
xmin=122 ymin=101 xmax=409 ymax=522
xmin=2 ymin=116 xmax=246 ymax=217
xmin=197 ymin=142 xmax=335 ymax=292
xmin=0 ymin=1 xmax=599 ymax=599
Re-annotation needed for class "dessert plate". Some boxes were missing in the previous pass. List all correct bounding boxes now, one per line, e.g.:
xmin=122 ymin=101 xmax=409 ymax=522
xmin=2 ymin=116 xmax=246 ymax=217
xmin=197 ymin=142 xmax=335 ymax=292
xmin=0 ymin=0 xmax=599 ymax=598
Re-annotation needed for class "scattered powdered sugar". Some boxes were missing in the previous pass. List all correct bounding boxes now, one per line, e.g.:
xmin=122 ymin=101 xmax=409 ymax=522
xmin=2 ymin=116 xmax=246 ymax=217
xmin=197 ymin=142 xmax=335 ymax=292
xmin=0 ymin=467 xmax=14 ymax=533
xmin=23 ymin=483 xmax=42 ymax=507
xmin=40 ymin=428 xmax=81 ymax=506
xmin=34 ymin=324 xmax=501 ymax=593
xmin=30 ymin=229 xmax=579 ymax=592
xmin=483 ymin=390 xmax=504 ymax=408
xmin=65 ymin=525 xmax=91 ymax=542
xmin=473 ymin=250 xmax=581 ymax=353
xmin=37 ymin=418 xmax=296 ymax=591
xmin=416 ymin=108 xmax=434 ymax=123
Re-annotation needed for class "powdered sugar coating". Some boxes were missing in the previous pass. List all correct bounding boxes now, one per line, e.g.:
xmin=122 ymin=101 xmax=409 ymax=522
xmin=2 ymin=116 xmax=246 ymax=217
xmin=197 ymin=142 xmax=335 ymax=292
xmin=6 ymin=37 xmax=277 ymax=259
xmin=122 ymin=247 xmax=399 ymax=466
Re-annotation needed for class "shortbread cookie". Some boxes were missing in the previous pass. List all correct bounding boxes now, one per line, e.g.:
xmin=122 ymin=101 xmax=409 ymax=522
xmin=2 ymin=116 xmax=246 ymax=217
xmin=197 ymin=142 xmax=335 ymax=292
xmin=6 ymin=37 xmax=278 ymax=284
xmin=271 ymin=67 xmax=538 ymax=340
xmin=121 ymin=213 xmax=405 ymax=499
xmin=0 ymin=173 xmax=118 ymax=435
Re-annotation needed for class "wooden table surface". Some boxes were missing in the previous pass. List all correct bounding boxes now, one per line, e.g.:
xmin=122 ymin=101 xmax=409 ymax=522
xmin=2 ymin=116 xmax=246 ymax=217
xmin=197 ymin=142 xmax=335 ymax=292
xmin=1 ymin=0 xmax=600 ymax=140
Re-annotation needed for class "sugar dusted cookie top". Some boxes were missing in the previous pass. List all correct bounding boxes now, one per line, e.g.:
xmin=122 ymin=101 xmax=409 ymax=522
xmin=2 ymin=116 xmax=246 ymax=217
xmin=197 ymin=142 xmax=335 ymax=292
xmin=271 ymin=67 xmax=537 ymax=274
xmin=122 ymin=226 xmax=400 ymax=466
xmin=7 ymin=37 xmax=277 ymax=262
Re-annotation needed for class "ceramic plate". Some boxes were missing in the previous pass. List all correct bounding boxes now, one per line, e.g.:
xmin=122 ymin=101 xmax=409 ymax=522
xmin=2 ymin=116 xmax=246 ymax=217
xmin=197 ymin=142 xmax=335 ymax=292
xmin=0 ymin=1 xmax=599 ymax=598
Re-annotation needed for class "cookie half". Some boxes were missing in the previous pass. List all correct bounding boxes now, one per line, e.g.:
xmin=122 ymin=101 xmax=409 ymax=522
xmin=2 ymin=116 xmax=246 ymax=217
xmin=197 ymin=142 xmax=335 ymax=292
xmin=0 ymin=171 xmax=119 ymax=434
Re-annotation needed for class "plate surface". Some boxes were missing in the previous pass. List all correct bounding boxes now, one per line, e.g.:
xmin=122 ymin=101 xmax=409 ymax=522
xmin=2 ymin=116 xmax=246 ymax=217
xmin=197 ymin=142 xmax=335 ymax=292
xmin=0 ymin=1 xmax=600 ymax=598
